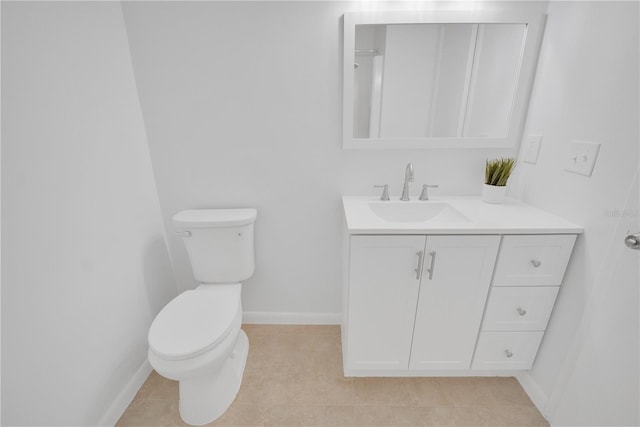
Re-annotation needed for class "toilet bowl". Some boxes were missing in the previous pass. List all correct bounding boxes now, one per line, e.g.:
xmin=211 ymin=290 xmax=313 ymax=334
xmin=147 ymin=209 xmax=256 ymax=425
xmin=148 ymin=284 xmax=249 ymax=425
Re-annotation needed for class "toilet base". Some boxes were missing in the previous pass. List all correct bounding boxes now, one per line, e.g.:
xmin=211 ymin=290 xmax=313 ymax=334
xmin=178 ymin=329 xmax=249 ymax=425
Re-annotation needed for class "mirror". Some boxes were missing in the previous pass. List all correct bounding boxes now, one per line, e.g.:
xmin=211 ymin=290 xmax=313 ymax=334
xmin=354 ymin=23 xmax=525 ymax=139
xmin=343 ymin=10 xmax=546 ymax=149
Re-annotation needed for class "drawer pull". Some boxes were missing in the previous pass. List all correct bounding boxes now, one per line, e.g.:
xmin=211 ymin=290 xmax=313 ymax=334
xmin=414 ymin=251 xmax=424 ymax=280
xmin=530 ymin=259 xmax=542 ymax=268
xmin=426 ymin=251 xmax=437 ymax=280
xmin=505 ymin=349 xmax=514 ymax=358
xmin=517 ymin=307 xmax=527 ymax=316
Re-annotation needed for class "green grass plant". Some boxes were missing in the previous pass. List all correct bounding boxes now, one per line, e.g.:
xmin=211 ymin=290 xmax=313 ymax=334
xmin=485 ymin=158 xmax=516 ymax=186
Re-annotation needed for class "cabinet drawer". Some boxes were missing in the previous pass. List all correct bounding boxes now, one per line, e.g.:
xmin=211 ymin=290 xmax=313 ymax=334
xmin=472 ymin=331 xmax=544 ymax=370
xmin=481 ymin=287 xmax=559 ymax=331
xmin=493 ymin=235 xmax=576 ymax=286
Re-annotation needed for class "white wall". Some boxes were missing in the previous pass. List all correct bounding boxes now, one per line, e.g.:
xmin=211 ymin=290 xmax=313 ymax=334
xmin=1 ymin=2 xmax=176 ymax=425
xmin=121 ymin=1 xmax=529 ymax=321
xmin=513 ymin=1 xmax=639 ymax=425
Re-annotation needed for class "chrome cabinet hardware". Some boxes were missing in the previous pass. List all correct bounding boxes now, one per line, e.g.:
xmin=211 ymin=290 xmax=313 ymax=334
xmin=517 ymin=307 xmax=527 ymax=316
xmin=374 ymin=184 xmax=390 ymax=201
xmin=426 ymin=251 xmax=437 ymax=280
xmin=625 ymin=232 xmax=640 ymax=250
xmin=530 ymin=259 xmax=542 ymax=268
xmin=418 ymin=184 xmax=439 ymax=201
xmin=175 ymin=231 xmax=192 ymax=238
xmin=505 ymin=349 xmax=514 ymax=358
xmin=414 ymin=251 xmax=424 ymax=280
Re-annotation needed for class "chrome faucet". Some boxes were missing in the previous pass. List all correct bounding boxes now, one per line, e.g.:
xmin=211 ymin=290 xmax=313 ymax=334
xmin=400 ymin=163 xmax=414 ymax=201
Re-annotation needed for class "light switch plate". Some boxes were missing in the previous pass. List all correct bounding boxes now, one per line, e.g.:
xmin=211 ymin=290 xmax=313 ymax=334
xmin=523 ymin=134 xmax=542 ymax=164
xmin=565 ymin=140 xmax=601 ymax=176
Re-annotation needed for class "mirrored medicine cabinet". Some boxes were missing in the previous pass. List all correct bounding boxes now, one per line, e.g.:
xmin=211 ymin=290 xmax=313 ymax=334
xmin=343 ymin=9 xmax=546 ymax=149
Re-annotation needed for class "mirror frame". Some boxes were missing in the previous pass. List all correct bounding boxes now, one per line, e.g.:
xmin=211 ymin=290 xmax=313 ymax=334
xmin=343 ymin=9 xmax=546 ymax=149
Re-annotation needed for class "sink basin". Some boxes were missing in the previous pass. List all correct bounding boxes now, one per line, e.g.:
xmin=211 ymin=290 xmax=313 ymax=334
xmin=368 ymin=202 xmax=470 ymax=223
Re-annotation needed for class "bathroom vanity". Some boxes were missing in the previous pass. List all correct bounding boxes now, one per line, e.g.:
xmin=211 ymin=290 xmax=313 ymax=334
xmin=341 ymin=197 xmax=582 ymax=376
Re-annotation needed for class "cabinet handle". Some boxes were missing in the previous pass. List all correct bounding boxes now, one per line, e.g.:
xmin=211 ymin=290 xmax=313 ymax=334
xmin=531 ymin=259 xmax=542 ymax=268
xmin=426 ymin=251 xmax=437 ymax=280
xmin=414 ymin=251 xmax=424 ymax=280
xmin=517 ymin=307 xmax=527 ymax=316
xmin=505 ymin=349 xmax=513 ymax=358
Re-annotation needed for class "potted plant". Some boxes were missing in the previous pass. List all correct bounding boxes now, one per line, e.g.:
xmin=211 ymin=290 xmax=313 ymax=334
xmin=483 ymin=157 xmax=516 ymax=204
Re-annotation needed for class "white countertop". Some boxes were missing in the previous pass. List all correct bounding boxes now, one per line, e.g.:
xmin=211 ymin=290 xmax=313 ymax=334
xmin=342 ymin=196 xmax=584 ymax=235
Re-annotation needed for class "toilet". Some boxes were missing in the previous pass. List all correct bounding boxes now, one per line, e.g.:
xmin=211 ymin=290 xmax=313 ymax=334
xmin=148 ymin=208 xmax=256 ymax=425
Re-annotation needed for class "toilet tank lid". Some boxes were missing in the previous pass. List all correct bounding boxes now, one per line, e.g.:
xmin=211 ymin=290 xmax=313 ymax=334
xmin=173 ymin=209 xmax=257 ymax=228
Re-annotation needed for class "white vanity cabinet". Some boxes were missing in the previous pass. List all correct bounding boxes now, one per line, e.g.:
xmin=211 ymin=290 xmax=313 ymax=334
xmin=341 ymin=196 xmax=583 ymax=376
xmin=345 ymin=234 xmax=500 ymax=373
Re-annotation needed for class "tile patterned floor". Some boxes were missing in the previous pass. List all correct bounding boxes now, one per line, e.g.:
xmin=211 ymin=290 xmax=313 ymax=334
xmin=117 ymin=325 xmax=548 ymax=426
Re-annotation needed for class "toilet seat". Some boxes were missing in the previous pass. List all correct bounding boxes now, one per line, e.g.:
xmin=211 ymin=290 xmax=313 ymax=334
xmin=148 ymin=285 xmax=241 ymax=361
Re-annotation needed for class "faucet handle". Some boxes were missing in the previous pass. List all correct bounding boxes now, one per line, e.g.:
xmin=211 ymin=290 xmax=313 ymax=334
xmin=419 ymin=184 xmax=439 ymax=201
xmin=374 ymin=184 xmax=390 ymax=201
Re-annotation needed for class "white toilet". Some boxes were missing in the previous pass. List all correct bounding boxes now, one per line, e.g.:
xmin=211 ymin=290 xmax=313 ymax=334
xmin=148 ymin=208 xmax=256 ymax=425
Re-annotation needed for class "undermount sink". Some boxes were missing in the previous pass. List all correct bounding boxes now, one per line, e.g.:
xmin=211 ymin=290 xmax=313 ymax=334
xmin=368 ymin=201 xmax=471 ymax=223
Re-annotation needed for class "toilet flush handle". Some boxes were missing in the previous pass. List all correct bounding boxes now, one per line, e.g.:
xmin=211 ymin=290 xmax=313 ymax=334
xmin=176 ymin=231 xmax=192 ymax=238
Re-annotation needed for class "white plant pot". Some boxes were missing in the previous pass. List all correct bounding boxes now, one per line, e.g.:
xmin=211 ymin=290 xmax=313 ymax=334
xmin=482 ymin=184 xmax=507 ymax=204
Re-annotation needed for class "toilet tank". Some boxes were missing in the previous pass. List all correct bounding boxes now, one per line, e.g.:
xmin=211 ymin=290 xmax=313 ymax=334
xmin=173 ymin=209 xmax=257 ymax=283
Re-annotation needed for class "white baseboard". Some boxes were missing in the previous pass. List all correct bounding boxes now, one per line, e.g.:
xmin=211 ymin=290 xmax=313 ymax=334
xmin=243 ymin=311 xmax=341 ymax=325
xmin=96 ymin=360 xmax=153 ymax=427
xmin=516 ymin=371 xmax=551 ymax=423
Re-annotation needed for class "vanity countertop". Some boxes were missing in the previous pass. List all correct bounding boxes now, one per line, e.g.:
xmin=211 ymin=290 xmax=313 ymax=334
xmin=342 ymin=196 xmax=584 ymax=235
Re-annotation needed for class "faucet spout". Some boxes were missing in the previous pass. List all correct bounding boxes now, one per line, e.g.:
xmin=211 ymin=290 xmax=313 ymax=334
xmin=400 ymin=163 xmax=414 ymax=201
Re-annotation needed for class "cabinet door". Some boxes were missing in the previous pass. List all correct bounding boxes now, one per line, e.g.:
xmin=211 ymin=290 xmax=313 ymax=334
xmin=409 ymin=235 xmax=500 ymax=370
xmin=347 ymin=235 xmax=426 ymax=370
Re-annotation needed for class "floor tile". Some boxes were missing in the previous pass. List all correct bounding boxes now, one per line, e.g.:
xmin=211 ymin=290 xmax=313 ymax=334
xmin=134 ymin=370 xmax=178 ymax=400
xmin=116 ymin=399 xmax=180 ymax=427
xmin=486 ymin=376 xmax=537 ymax=407
xmin=437 ymin=377 xmax=499 ymax=407
xmin=209 ymin=404 xmax=263 ymax=427
xmin=118 ymin=325 xmax=549 ymax=427
xmin=404 ymin=377 xmax=453 ymax=407
xmin=353 ymin=377 xmax=414 ymax=406
xmin=263 ymin=405 xmax=325 ymax=426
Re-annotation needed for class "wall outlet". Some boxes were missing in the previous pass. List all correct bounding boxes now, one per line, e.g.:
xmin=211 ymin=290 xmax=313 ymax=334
xmin=523 ymin=134 xmax=542 ymax=164
xmin=565 ymin=140 xmax=601 ymax=176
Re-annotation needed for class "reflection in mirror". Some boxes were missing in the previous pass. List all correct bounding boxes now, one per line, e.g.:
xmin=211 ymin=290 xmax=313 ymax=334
xmin=354 ymin=23 xmax=526 ymax=139
xmin=343 ymin=9 xmax=547 ymax=149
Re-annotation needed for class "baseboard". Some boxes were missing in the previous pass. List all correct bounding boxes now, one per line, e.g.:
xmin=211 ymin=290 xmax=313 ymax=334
xmin=516 ymin=371 xmax=551 ymax=423
xmin=96 ymin=360 xmax=153 ymax=427
xmin=345 ymin=368 xmax=518 ymax=377
xmin=242 ymin=311 xmax=341 ymax=325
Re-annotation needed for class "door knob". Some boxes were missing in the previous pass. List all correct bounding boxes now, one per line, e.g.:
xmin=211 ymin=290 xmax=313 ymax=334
xmin=625 ymin=233 xmax=640 ymax=250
